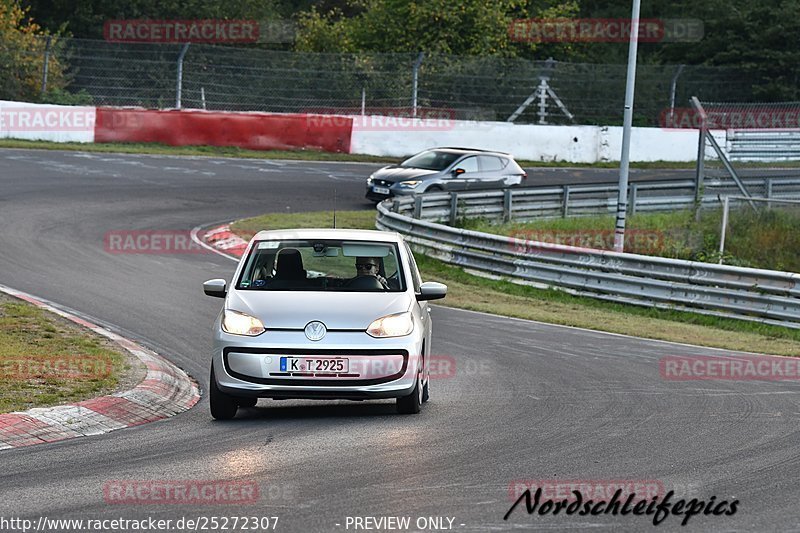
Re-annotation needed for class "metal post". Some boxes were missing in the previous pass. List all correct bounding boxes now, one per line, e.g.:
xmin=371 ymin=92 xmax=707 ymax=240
xmin=613 ymin=0 xmax=642 ymax=252
xmin=630 ymin=184 xmax=638 ymax=215
xmin=361 ymin=87 xmax=366 ymax=115
xmin=537 ymin=78 xmax=548 ymax=125
xmin=413 ymin=195 xmax=423 ymax=219
xmin=718 ymin=196 xmax=730 ymax=264
xmin=668 ymin=64 xmax=685 ymax=126
xmin=40 ymin=36 xmax=52 ymax=96
xmin=765 ymin=179 xmax=773 ymax=209
xmin=175 ymin=43 xmax=190 ymax=109
xmin=449 ymin=193 xmax=458 ymax=226
xmin=694 ymin=128 xmax=706 ymax=219
xmin=411 ymin=52 xmax=424 ymax=118
xmin=562 ymin=185 xmax=570 ymax=217
xmin=200 ymin=87 xmax=206 ymax=110
xmin=503 ymin=189 xmax=513 ymax=223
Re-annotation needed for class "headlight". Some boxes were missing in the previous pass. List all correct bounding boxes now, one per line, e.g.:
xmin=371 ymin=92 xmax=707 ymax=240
xmin=222 ymin=309 xmax=265 ymax=336
xmin=367 ymin=176 xmax=374 ymax=185
xmin=397 ymin=180 xmax=422 ymax=188
xmin=367 ymin=312 xmax=413 ymax=338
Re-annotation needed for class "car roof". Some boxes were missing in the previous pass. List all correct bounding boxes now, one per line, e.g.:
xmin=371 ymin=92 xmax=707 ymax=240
xmin=428 ymin=147 xmax=512 ymax=157
xmin=251 ymin=228 xmax=405 ymax=243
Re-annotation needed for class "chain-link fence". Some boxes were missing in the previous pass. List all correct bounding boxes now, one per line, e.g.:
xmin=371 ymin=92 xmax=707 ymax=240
xmin=5 ymin=36 xmax=766 ymax=126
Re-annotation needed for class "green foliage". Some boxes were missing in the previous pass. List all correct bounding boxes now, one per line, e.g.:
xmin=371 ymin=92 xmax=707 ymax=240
xmin=296 ymin=0 xmax=579 ymax=56
xmin=0 ymin=0 xmax=68 ymax=101
xmin=26 ymin=0 xmax=285 ymax=40
xmin=40 ymin=87 xmax=93 ymax=105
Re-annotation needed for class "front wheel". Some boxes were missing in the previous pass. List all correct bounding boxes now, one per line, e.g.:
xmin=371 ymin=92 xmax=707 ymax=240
xmin=209 ymin=365 xmax=238 ymax=420
xmin=397 ymin=369 xmax=423 ymax=414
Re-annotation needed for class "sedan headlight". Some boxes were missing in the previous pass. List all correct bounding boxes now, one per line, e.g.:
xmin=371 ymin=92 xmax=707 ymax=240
xmin=367 ymin=176 xmax=374 ymax=185
xmin=367 ymin=312 xmax=414 ymax=338
xmin=397 ymin=180 xmax=422 ymax=188
xmin=222 ymin=309 xmax=265 ymax=336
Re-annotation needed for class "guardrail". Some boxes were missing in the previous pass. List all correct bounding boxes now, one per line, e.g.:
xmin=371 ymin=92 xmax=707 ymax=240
xmin=729 ymin=130 xmax=800 ymax=162
xmin=377 ymin=190 xmax=800 ymax=329
xmin=394 ymin=176 xmax=800 ymax=224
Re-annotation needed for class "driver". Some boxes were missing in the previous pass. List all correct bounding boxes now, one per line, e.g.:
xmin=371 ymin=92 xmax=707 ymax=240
xmin=355 ymin=257 xmax=389 ymax=288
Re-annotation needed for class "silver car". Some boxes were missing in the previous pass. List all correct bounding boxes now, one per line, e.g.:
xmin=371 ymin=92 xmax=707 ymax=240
xmin=203 ymin=229 xmax=447 ymax=419
xmin=366 ymin=147 xmax=527 ymax=202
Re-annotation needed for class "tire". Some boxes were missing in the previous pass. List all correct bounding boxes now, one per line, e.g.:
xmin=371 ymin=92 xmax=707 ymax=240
xmin=427 ymin=185 xmax=443 ymax=193
xmin=397 ymin=366 xmax=423 ymax=414
xmin=237 ymin=397 xmax=258 ymax=408
xmin=209 ymin=365 xmax=238 ymax=420
xmin=421 ymin=380 xmax=430 ymax=403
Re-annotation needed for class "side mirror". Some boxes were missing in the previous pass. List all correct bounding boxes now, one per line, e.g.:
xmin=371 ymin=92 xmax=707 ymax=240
xmin=451 ymin=168 xmax=465 ymax=177
xmin=203 ymin=278 xmax=227 ymax=298
xmin=416 ymin=281 xmax=447 ymax=301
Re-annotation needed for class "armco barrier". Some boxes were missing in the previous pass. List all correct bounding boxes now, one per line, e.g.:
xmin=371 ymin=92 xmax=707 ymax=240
xmin=94 ymin=108 xmax=352 ymax=153
xmin=376 ymin=195 xmax=800 ymax=329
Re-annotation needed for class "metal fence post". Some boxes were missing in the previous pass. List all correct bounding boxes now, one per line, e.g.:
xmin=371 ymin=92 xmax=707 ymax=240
xmin=630 ymin=183 xmax=638 ymax=215
xmin=175 ymin=43 xmax=190 ymax=109
xmin=413 ymin=195 xmax=423 ymax=219
xmin=503 ymin=189 xmax=513 ymax=222
xmin=691 ymin=97 xmax=707 ymax=220
xmin=562 ymin=185 xmax=570 ymax=217
xmin=40 ymin=36 xmax=52 ymax=97
xmin=766 ymin=178 xmax=773 ymax=209
xmin=449 ymin=193 xmax=458 ymax=226
xmin=718 ymin=195 xmax=730 ymax=264
xmin=668 ymin=64 xmax=685 ymax=125
xmin=411 ymin=52 xmax=424 ymax=117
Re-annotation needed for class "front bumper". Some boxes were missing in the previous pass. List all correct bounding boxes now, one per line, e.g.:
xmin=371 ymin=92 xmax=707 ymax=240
xmin=213 ymin=329 xmax=423 ymax=400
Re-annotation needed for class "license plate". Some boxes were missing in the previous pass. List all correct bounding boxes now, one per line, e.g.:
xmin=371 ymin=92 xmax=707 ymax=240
xmin=280 ymin=357 xmax=349 ymax=374
xmin=372 ymin=186 xmax=390 ymax=195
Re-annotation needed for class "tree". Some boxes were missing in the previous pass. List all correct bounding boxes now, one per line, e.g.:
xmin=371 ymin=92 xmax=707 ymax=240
xmin=295 ymin=0 xmax=579 ymax=57
xmin=0 ymin=0 xmax=67 ymax=101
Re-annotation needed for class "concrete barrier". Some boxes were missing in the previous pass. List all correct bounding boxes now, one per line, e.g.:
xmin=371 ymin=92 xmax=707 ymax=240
xmin=349 ymin=115 xmax=716 ymax=163
xmin=0 ymin=100 xmax=729 ymax=163
xmin=95 ymin=108 xmax=352 ymax=153
xmin=0 ymin=100 xmax=95 ymax=143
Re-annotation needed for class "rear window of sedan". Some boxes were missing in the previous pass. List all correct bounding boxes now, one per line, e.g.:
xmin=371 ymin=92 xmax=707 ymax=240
xmin=236 ymin=240 xmax=406 ymax=292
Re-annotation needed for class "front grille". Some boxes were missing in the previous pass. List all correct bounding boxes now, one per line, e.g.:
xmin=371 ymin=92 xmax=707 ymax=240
xmin=223 ymin=347 xmax=409 ymax=386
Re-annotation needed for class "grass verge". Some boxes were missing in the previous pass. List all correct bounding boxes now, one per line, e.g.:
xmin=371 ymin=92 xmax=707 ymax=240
xmin=0 ymin=293 xmax=139 ymax=413
xmin=0 ymin=138 xmax=701 ymax=168
xmin=230 ymin=210 xmax=800 ymax=357
xmin=457 ymin=207 xmax=800 ymax=273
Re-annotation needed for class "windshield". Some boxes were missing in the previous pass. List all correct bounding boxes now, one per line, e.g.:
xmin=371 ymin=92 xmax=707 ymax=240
xmin=400 ymin=150 xmax=460 ymax=171
xmin=236 ymin=239 xmax=405 ymax=292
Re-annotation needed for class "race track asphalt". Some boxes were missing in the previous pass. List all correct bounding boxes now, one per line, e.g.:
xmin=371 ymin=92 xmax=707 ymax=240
xmin=0 ymin=149 xmax=797 ymax=532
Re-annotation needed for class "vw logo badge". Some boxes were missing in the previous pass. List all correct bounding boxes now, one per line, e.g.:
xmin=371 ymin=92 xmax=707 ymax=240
xmin=304 ymin=321 xmax=327 ymax=341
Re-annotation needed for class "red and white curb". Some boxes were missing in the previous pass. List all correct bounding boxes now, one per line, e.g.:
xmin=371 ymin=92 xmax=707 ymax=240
xmin=191 ymin=223 xmax=248 ymax=261
xmin=202 ymin=224 xmax=248 ymax=258
xmin=0 ymin=285 xmax=200 ymax=450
